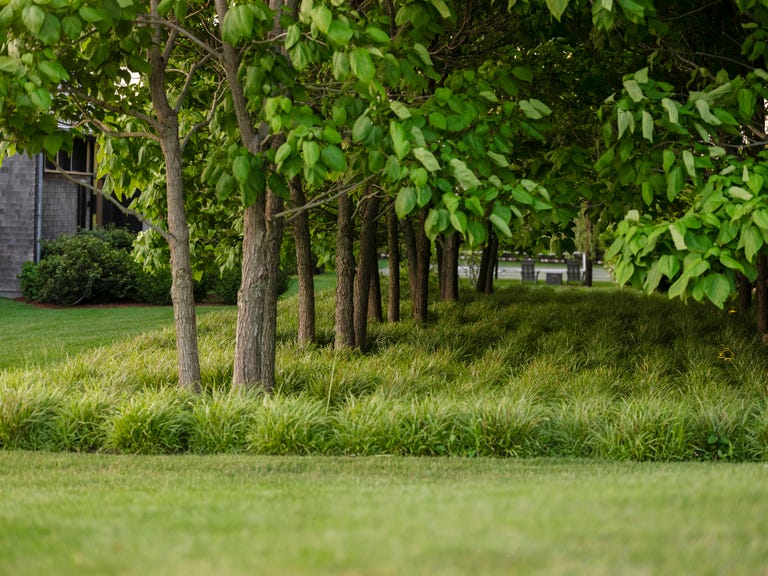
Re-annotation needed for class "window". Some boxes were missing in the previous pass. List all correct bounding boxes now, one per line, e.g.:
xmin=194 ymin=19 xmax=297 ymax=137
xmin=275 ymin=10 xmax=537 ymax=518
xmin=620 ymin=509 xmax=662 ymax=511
xmin=44 ymin=137 xmax=94 ymax=175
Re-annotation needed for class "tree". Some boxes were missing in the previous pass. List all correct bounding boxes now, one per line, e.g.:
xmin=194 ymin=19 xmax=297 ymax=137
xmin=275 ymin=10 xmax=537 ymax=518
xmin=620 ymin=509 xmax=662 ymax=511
xmin=0 ymin=0 xmax=210 ymax=391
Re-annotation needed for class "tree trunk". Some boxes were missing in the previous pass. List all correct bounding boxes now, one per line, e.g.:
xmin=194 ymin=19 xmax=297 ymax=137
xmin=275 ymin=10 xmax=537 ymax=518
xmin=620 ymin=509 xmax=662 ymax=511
xmin=353 ymin=194 xmax=380 ymax=349
xmin=233 ymin=199 xmax=269 ymax=388
xmin=259 ymin=192 xmax=284 ymax=391
xmin=216 ymin=0 xmax=289 ymax=391
xmin=412 ymin=208 xmax=431 ymax=322
xmin=148 ymin=5 xmax=200 ymax=392
xmin=290 ymin=177 xmax=315 ymax=345
xmin=439 ymin=232 xmax=460 ymax=301
xmin=386 ymin=204 xmax=400 ymax=322
xmin=335 ymin=192 xmax=355 ymax=349
xmin=477 ymin=228 xmax=497 ymax=295
xmin=758 ymin=254 xmax=768 ymax=335
xmin=736 ymin=271 xmax=752 ymax=314
xmin=402 ymin=217 xmax=418 ymax=307
xmin=368 ymin=267 xmax=383 ymax=322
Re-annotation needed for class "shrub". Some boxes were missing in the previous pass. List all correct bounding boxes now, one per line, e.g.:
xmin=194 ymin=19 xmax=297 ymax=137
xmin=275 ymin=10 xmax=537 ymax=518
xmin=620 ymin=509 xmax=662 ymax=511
xmin=18 ymin=231 xmax=137 ymax=305
xmin=210 ymin=264 xmax=291 ymax=305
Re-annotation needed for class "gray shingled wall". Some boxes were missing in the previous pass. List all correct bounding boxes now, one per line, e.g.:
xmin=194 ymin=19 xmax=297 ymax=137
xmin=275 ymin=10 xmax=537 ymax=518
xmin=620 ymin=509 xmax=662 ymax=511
xmin=41 ymin=173 xmax=80 ymax=241
xmin=0 ymin=154 xmax=37 ymax=298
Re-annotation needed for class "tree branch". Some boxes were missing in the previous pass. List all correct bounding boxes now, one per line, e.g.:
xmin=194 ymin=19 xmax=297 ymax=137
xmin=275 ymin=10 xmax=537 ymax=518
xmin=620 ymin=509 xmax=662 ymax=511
xmin=49 ymin=157 xmax=172 ymax=243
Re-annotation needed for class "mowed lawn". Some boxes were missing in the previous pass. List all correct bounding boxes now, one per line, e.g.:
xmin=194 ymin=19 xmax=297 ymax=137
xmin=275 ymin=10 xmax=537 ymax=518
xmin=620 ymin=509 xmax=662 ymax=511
xmin=1 ymin=451 xmax=768 ymax=576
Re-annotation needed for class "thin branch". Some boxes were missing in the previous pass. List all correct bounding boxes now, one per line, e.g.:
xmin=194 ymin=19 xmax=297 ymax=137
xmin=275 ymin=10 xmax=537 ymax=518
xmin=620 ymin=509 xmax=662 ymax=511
xmin=49 ymin=158 xmax=172 ymax=243
xmin=138 ymin=15 xmax=222 ymax=60
xmin=174 ymin=51 xmax=218 ymax=114
xmin=163 ymin=28 xmax=180 ymax=66
xmin=66 ymin=84 xmax=160 ymax=132
xmin=87 ymin=117 xmax=159 ymax=142
xmin=180 ymin=79 xmax=227 ymax=152
xmin=276 ymin=172 xmax=380 ymax=222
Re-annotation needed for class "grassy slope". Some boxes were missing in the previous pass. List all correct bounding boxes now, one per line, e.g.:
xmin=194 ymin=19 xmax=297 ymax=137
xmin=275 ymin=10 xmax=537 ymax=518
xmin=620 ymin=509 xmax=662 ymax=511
xmin=3 ymin=281 xmax=768 ymax=458
xmin=1 ymin=451 xmax=767 ymax=576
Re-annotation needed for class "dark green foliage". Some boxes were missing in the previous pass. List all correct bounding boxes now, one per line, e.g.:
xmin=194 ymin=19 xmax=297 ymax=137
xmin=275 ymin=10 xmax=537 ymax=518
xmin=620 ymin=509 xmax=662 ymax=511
xmin=18 ymin=228 xmax=137 ymax=305
xmin=210 ymin=264 xmax=291 ymax=305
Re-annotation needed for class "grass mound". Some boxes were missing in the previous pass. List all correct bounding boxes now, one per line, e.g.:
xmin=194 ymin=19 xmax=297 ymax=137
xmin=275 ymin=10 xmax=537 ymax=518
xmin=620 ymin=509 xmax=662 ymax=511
xmin=2 ymin=284 xmax=767 ymax=459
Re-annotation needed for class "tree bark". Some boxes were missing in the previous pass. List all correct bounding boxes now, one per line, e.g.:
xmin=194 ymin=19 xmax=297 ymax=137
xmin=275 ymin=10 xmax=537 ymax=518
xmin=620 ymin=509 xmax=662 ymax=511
xmin=148 ymin=3 xmax=200 ymax=392
xmin=353 ymin=194 xmax=380 ymax=349
xmin=758 ymin=254 xmax=768 ymax=335
xmin=736 ymin=271 xmax=752 ymax=314
xmin=402 ymin=217 xmax=418 ymax=308
xmin=335 ymin=192 xmax=356 ymax=349
xmin=368 ymin=267 xmax=383 ymax=322
xmin=477 ymin=229 xmax=497 ymax=295
xmin=290 ymin=177 xmax=315 ymax=345
xmin=439 ymin=232 xmax=460 ymax=301
xmin=412 ymin=208 xmax=431 ymax=322
xmin=386 ymin=204 xmax=400 ymax=322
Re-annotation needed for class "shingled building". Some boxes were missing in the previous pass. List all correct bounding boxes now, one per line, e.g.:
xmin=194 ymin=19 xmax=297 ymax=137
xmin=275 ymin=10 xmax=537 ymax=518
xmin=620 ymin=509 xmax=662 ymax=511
xmin=0 ymin=139 xmax=138 ymax=298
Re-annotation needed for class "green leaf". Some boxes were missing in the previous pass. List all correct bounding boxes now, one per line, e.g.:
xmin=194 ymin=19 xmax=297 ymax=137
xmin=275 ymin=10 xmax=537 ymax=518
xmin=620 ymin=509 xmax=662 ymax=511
xmin=682 ymin=150 xmax=696 ymax=179
xmin=623 ymin=79 xmax=644 ymax=102
xmin=465 ymin=196 xmax=484 ymax=217
xmin=430 ymin=0 xmax=452 ymax=18
xmin=429 ymin=112 xmax=446 ymax=130
xmin=666 ymin=165 xmax=684 ymax=201
xmin=395 ymin=187 xmax=417 ymax=218
xmin=720 ymin=253 xmax=744 ymax=272
xmin=321 ymin=145 xmax=346 ymax=172
xmin=352 ymin=116 xmax=372 ymax=143
xmin=350 ymin=48 xmax=375 ymax=82
xmin=753 ymin=209 xmax=768 ymax=230
xmin=365 ymin=26 xmax=390 ymax=44
xmin=450 ymin=211 xmax=467 ymax=234
xmin=413 ymin=147 xmax=440 ymax=172
xmin=489 ymin=213 xmax=512 ymax=237
xmin=390 ymin=121 xmax=410 ymax=160
xmin=411 ymin=167 xmax=429 ymax=188
xmin=311 ymin=5 xmax=332 ymax=34
xmin=728 ymin=186 xmax=753 ymax=201
xmin=617 ymin=109 xmax=634 ymax=138
xmin=390 ymin=101 xmax=411 ymax=119
xmin=302 ymin=140 xmax=320 ymax=168
xmin=417 ymin=186 xmax=432 ymax=207
xmin=450 ymin=159 xmax=481 ymax=190
xmin=520 ymin=99 xmax=551 ymax=119
xmin=413 ymin=43 xmax=433 ymax=67
xmin=669 ymin=222 xmax=687 ymax=250
xmin=667 ymin=274 xmax=689 ymax=300
xmin=61 ymin=16 xmax=82 ymax=40
xmin=743 ymin=225 xmax=764 ymax=261
xmin=662 ymin=149 xmax=675 ymax=173
xmin=661 ymin=98 xmax=679 ymax=124
xmin=642 ymin=182 xmax=654 ymax=206
xmin=545 ymin=0 xmax=569 ymax=21
xmin=233 ymin=155 xmax=250 ymax=184
xmin=22 ymin=5 xmax=45 ymax=35
xmin=327 ymin=20 xmax=354 ymax=45
xmin=703 ymin=274 xmax=731 ymax=309
xmin=738 ymin=88 xmax=757 ymax=119
xmin=0 ymin=56 xmax=20 ymax=74
xmin=38 ymin=14 xmax=61 ymax=45
xmin=385 ymin=155 xmax=401 ymax=182
xmin=275 ymin=142 xmax=292 ymax=168
xmin=487 ymin=151 xmax=509 ymax=167
xmin=641 ymin=111 xmax=653 ymax=142
xmin=658 ymin=254 xmax=681 ymax=278
xmin=694 ymin=99 xmax=722 ymax=125
xmin=222 ymin=4 xmax=254 ymax=44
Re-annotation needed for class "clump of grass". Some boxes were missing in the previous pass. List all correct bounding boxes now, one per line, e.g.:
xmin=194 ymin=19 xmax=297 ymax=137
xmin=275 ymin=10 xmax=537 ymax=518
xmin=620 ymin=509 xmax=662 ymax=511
xmin=105 ymin=389 xmax=196 ymax=454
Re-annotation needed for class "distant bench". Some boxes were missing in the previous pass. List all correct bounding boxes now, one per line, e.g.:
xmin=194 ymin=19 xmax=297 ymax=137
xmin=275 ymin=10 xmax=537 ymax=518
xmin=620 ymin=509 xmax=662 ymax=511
xmin=521 ymin=259 xmax=582 ymax=285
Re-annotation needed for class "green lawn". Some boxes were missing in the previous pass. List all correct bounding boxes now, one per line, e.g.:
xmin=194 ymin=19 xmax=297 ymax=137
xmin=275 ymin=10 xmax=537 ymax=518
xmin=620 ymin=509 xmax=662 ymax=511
xmin=1 ymin=451 xmax=767 ymax=576
xmin=0 ymin=297 xmax=230 ymax=370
